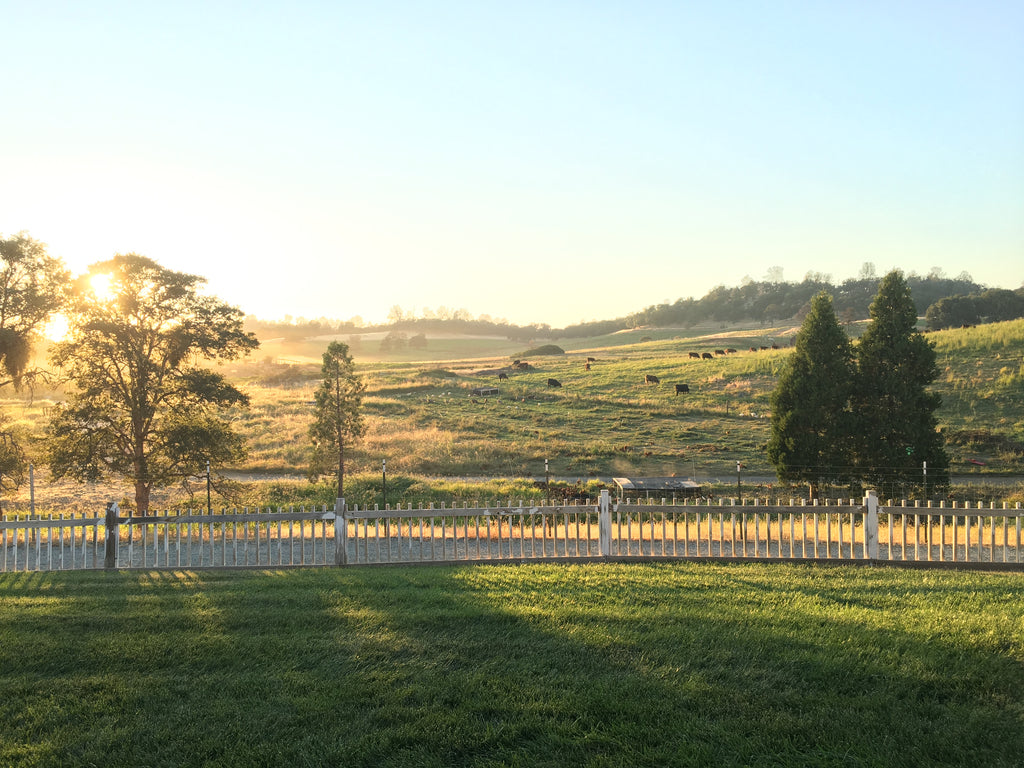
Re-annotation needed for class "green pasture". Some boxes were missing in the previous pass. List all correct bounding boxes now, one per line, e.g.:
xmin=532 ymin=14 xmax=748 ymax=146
xmin=3 ymin=319 xmax=1023 ymax=513
xmin=225 ymin=319 xmax=1024 ymax=483
xmin=1 ymin=562 xmax=1021 ymax=767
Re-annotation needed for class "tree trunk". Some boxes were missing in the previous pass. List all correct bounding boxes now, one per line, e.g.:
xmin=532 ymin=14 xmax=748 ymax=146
xmin=135 ymin=480 xmax=151 ymax=516
xmin=337 ymin=438 xmax=344 ymax=500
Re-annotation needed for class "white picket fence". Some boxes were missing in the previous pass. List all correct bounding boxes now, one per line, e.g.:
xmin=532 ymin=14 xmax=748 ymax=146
xmin=1 ymin=491 xmax=1022 ymax=572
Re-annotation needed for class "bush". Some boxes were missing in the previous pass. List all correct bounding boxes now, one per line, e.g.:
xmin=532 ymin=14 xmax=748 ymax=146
xmin=520 ymin=344 xmax=565 ymax=357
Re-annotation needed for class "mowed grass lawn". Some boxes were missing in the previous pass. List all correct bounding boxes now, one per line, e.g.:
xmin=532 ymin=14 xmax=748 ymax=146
xmin=1 ymin=563 xmax=1022 ymax=767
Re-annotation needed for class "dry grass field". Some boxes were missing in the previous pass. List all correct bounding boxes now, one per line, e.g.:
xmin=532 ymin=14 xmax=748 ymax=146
xmin=2 ymin=319 xmax=1022 ymax=513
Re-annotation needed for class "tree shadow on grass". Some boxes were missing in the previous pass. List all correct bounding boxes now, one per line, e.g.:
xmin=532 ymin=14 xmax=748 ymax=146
xmin=0 ymin=563 xmax=1022 ymax=767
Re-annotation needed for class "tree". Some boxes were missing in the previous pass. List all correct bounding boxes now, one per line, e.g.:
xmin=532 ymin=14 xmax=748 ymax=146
xmin=852 ymin=271 xmax=949 ymax=495
xmin=0 ymin=233 xmax=69 ymax=387
xmin=45 ymin=254 xmax=258 ymax=514
xmin=309 ymin=341 xmax=365 ymax=499
xmin=767 ymin=291 xmax=857 ymax=498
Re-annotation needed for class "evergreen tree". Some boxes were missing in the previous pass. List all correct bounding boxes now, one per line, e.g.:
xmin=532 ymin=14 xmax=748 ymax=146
xmin=853 ymin=271 xmax=949 ymax=495
xmin=767 ymin=291 xmax=857 ymax=498
xmin=309 ymin=342 xmax=365 ymax=499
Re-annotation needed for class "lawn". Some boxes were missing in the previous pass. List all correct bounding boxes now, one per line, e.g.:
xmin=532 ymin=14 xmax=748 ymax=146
xmin=1 ymin=562 xmax=1021 ymax=767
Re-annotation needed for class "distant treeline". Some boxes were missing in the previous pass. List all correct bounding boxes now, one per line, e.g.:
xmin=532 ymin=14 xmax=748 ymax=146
xmin=246 ymin=270 xmax=1022 ymax=342
xmin=925 ymin=288 xmax=1024 ymax=330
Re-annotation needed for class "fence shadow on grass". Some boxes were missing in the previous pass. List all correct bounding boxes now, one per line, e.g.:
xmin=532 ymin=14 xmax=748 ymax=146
xmin=0 ymin=564 xmax=1022 ymax=767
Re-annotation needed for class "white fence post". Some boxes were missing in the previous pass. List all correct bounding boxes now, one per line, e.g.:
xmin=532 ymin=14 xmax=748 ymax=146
xmin=334 ymin=497 xmax=347 ymax=566
xmin=864 ymin=491 xmax=878 ymax=560
xmin=599 ymin=489 xmax=611 ymax=557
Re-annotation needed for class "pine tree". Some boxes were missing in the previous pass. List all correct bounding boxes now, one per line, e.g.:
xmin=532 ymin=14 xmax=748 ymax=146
xmin=309 ymin=342 xmax=365 ymax=499
xmin=853 ymin=271 xmax=949 ymax=496
xmin=767 ymin=291 xmax=856 ymax=498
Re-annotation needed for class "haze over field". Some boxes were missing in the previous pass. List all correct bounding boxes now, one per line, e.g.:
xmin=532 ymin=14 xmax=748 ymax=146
xmin=2 ymin=2 xmax=1022 ymax=328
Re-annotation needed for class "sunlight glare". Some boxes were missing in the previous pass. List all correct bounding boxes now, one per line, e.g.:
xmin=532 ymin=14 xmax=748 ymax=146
xmin=89 ymin=273 xmax=116 ymax=302
xmin=44 ymin=313 xmax=70 ymax=341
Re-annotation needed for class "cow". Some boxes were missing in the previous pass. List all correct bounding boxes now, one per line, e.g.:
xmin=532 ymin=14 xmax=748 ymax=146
xmin=675 ymin=384 xmax=689 ymax=395
xmin=714 ymin=349 xmax=726 ymax=356
xmin=750 ymin=347 xmax=758 ymax=352
xmin=584 ymin=362 xmax=590 ymax=371
xmin=547 ymin=378 xmax=562 ymax=388
xmin=645 ymin=374 xmax=660 ymax=384
xmin=688 ymin=352 xmax=700 ymax=359
xmin=586 ymin=356 xmax=596 ymax=362
xmin=726 ymin=348 xmax=737 ymax=354
xmin=760 ymin=346 xmax=769 ymax=351
xmin=771 ymin=344 xmax=779 ymax=350
xmin=701 ymin=352 xmax=713 ymax=360
xmin=498 ymin=372 xmax=508 ymax=380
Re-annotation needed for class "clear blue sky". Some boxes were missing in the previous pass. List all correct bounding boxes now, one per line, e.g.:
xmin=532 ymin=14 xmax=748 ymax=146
xmin=2 ymin=1 xmax=1022 ymax=327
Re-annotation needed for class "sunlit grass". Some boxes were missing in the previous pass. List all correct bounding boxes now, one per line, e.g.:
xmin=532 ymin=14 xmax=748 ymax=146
xmin=5 ymin=320 xmax=1023 ymax=514
xmin=1 ymin=563 xmax=1021 ymax=767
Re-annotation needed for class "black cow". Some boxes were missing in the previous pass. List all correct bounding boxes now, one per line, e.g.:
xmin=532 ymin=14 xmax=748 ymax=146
xmin=498 ymin=372 xmax=508 ymax=380
xmin=714 ymin=349 xmax=726 ymax=356
xmin=726 ymin=348 xmax=737 ymax=354
xmin=586 ymin=356 xmax=596 ymax=362
xmin=701 ymin=352 xmax=713 ymax=360
xmin=547 ymin=378 xmax=562 ymax=388
xmin=688 ymin=352 xmax=700 ymax=359
xmin=771 ymin=344 xmax=779 ymax=350
xmin=675 ymin=384 xmax=689 ymax=395
xmin=750 ymin=347 xmax=758 ymax=352
xmin=645 ymin=374 xmax=660 ymax=384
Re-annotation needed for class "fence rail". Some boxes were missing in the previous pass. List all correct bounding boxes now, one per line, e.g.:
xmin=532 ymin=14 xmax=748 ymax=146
xmin=1 ymin=492 xmax=1022 ymax=573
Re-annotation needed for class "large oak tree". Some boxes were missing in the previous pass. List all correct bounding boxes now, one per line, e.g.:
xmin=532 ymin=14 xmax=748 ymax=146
xmin=45 ymin=254 xmax=258 ymax=514
xmin=0 ymin=232 xmax=69 ymax=387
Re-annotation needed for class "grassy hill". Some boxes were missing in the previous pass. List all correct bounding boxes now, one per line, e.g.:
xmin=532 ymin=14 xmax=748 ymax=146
xmin=3 ymin=319 xmax=1022 ymax=511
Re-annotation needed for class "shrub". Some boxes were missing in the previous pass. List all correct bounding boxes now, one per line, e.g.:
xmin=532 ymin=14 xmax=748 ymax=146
xmin=520 ymin=344 xmax=565 ymax=357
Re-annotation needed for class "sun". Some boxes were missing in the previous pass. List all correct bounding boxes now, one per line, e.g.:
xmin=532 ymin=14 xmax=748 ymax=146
xmin=89 ymin=273 xmax=116 ymax=301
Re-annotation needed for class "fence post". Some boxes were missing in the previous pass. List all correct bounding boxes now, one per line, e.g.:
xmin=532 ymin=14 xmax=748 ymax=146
xmin=599 ymin=489 xmax=611 ymax=557
xmin=103 ymin=502 xmax=120 ymax=569
xmin=334 ymin=497 xmax=347 ymax=566
xmin=864 ymin=491 xmax=878 ymax=560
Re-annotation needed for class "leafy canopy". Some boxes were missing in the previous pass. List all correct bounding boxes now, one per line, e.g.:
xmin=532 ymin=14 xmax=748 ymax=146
xmin=46 ymin=254 xmax=258 ymax=513
xmin=0 ymin=232 xmax=69 ymax=387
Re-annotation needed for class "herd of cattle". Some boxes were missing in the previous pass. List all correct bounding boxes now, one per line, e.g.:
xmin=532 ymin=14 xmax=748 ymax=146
xmin=484 ymin=344 xmax=785 ymax=397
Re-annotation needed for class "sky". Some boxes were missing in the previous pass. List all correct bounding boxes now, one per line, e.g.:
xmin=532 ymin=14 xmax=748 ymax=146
xmin=2 ymin=1 xmax=1022 ymax=328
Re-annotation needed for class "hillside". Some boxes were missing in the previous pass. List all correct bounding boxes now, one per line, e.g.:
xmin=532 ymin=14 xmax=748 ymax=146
xmin=229 ymin=319 xmax=1023 ymax=484
xmin=3 ymin=319 xmax=1021 ymax=512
